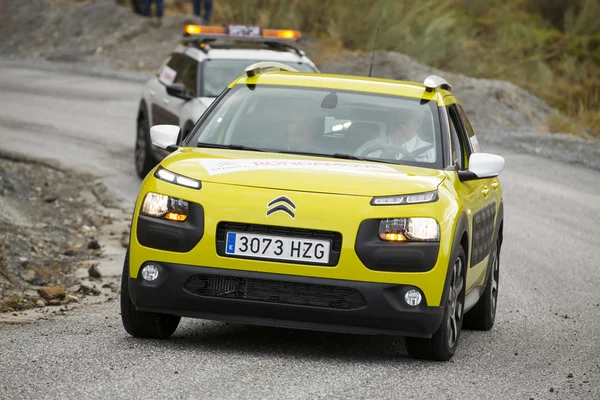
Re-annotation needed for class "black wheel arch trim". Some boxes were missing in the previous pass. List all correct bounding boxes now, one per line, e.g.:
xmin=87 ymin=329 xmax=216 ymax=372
xmin=138 ymin=99 xmax=149 ymax=124
xmin=440 ymin=211 xmax=469 ymax=307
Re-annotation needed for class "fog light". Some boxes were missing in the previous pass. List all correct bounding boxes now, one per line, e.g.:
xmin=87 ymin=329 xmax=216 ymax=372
xmin=141 ymin=264 xmax=159 ymax=281
xmin=405 ymin=289 xmax=422 ymax=306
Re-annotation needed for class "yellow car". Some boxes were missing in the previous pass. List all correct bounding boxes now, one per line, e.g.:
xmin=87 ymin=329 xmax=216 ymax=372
xmin=120 ymin=62 xmax=505 ymax=361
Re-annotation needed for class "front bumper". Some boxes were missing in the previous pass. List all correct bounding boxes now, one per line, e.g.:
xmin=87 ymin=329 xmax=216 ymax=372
xmin=129 ymin=262 xmax=445 ymax=338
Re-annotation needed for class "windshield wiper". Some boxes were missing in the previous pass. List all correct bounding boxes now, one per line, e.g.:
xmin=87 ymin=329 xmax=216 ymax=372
xmin=196 ymin=143 xmax=265 ymax=152
xmin=331 ymin=153 xmax=367 ymax=160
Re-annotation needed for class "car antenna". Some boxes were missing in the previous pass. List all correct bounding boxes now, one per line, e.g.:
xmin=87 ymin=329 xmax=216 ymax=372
xmin=368 ymin=27 xmax=379 ymax=77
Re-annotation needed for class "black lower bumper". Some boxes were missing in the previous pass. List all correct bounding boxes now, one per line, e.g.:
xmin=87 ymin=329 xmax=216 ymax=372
xmin=129 ymin=262 xmax=444 ymax=338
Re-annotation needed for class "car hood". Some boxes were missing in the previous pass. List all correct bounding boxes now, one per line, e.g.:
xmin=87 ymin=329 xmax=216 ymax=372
xmin=160 ymin=148 xmax=446 ymax=197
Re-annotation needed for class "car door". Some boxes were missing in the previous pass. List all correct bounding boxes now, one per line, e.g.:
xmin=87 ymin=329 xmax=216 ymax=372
xmin=151 ymin=52 xmax=184 ymax=126
xmin=455 ymin=103 xmax=499 ymax=271
xmin=446 ymin=102 xmax=494 ymax=290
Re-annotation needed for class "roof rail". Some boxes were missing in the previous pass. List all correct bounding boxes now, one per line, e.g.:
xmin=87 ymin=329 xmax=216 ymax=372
xmin=245 ymin=62 xmax=298 ymax=77
xmin=423 ymin=75 xmax=452 ymax=92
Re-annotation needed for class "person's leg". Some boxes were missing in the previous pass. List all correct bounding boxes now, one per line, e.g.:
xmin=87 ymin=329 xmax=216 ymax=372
xmin=193 ymin=0 xmax=200 ymax=16
xmin=143 ymin=0 xmax=152 ymax=16
xmin=202 ymin=0 xmax=212 ymax=24
xmin=156 ymin=0 xmax=163 ymax=18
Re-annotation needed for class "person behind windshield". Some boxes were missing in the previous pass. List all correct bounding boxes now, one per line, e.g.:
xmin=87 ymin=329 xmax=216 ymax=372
xmin=286 ymin=114 xmax=322 ymax=152
xmin=354 ymin=108 xmax=435 ymax=162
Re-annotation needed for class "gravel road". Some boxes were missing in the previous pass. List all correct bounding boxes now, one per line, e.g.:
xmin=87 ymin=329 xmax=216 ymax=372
xmin=1 ymin=63 xmax=599 ymax=400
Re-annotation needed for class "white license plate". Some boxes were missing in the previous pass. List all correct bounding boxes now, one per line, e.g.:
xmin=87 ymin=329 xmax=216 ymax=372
xmin=224 ymin=232 xmax=331 ymax=264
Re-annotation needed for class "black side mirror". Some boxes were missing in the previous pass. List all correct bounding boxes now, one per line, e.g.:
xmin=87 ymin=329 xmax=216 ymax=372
xmin=166 ymin=83 xmax=192 ymax=100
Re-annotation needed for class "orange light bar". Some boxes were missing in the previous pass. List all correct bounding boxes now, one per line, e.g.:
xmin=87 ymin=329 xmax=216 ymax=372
xmin=263 ymin=29 xmax=301 ymax=39
xmin=184 ymin=25 xmax=226 ymax=35
xmin=164 ymin=212 xmax=187 ymax=222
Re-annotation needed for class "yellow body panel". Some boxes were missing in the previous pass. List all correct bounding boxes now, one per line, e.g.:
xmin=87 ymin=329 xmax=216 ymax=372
xmin=130 ymin=151 xmax=466 ymax=307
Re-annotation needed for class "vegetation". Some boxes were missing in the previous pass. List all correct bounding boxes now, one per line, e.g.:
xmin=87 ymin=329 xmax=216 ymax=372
xmin=173 ymin=0 xmax=599 ymax=136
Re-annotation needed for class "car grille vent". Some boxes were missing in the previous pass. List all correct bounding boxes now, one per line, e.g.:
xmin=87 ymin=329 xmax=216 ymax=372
xmin=183 ymin=274 xmax=366 ymax=310
xmin=216 ymin=222 xmax=343 ymax=252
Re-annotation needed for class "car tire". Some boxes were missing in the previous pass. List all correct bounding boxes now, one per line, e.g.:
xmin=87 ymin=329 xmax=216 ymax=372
xmin=463 ymin=238 xmax=500 ymax=331
xmin=404 ymin=245 xmax=466 ymax=361
xmin=134 ymin=112 xmax=158 ymax=179
xmin=120 ymin=249 xmax=181 ymax=339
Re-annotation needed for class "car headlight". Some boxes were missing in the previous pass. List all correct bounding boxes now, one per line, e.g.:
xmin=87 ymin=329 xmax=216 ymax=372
xmin=154 ymin=166 xmax=201 ymax=189
xmin=371 ymin=190 xmax=438 ymax=206
xmin=141 ymin=192 xmax=189 ymax=222
xmin=378 ymin=218 xmax=439 ymax=242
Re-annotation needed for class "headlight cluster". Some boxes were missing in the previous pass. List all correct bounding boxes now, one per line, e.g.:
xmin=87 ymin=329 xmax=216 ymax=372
xmin=141 ymin=192 xmax=189 ymax=222
xmin=154 ymin=166 xmax=201 ymax=189
xmin=371 ymin=190 xmax=438 ymax=206
xmin=378 ymin=218 xmax=439 ymax=242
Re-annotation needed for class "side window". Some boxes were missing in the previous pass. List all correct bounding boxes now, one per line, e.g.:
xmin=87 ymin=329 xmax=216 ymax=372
xmin=457 ymin=104 xmax=482 ymax=153
xmin=447 ymin=106 xmax=468 ymax=170
xmin=174 ymin=56 xmax=198 ymax=97
xmin=158 ymin=52 xmax=182 ymax=85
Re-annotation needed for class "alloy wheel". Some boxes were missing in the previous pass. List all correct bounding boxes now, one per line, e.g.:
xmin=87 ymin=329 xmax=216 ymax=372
xmin=447 ymin=256 xmax=464 ymax=349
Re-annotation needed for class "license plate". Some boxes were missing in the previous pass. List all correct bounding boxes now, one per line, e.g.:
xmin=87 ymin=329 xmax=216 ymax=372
xmin=227 ymin=24 xmax=262 ymax=37
xmin=225 ymin=232 xmax=331 ymax=264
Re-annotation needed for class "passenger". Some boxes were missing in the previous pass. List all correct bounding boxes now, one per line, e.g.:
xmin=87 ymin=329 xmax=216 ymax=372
xmin=286 ymin=115 xmax=322 ymax=153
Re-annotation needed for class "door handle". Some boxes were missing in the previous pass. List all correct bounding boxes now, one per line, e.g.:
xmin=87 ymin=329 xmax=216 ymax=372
xmin=491 ymin=182 xmax=499 ymax=189
xmin=482 ymin=188 xmax=490 ymax=197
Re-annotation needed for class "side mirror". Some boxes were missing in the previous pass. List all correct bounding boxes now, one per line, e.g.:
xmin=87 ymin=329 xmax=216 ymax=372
xmin=166 ymin=83 xmax=192 ymax=100
xmin=458 ymin=153 xmax=505 ymax=182
xmin=150 ymin=125 xmax=180 ymax=151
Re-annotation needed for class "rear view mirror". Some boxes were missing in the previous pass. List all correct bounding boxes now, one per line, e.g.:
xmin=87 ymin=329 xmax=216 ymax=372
xmin=166 ymin=83 xmax=192 ymax=100
xmin=150 ymin=125 xmax=180 ymax=151
xmin=459 ymin=153 xmax=505 ymax=181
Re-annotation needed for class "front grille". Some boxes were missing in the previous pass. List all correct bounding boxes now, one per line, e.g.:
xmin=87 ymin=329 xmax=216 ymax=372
xmin=216 ymin=222 xmax=343 ymax=252
xmin=183 ymin=274 xmax=366 ymax=310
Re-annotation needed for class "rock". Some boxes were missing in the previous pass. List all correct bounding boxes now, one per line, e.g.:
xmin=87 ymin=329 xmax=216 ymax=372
xmin=88 ymin=264 xmax=102 ymax=279
xmin=37 ymin=286 xmax=66 ymax=301
xmin=65 ymin=295 xmax=79 ymax=303
xmin=568 ymin=373 xmax=574 ymax=378
xmin=19 ymin=256 xmax=29 ymax=267
xmin=77 ymin=284 xmax=101 ymax=296
xmin=63 ymin=249 xmax=76 ymax=256
xmin=20 ymin=269 xmax=36 ymax=282
xmin=88 ymin=239 xmax=101 ymax=250
xmin=36 ymin=300 xmax=45 ymax=307
xmin=43 ymin=195 xmax=57 ymax=203
xmin=0 ymin=294 xmax=21 ymax=311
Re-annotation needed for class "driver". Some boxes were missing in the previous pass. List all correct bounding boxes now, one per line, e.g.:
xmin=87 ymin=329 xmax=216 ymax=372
xmin=354 ymin=108 xmax=435 ymax=162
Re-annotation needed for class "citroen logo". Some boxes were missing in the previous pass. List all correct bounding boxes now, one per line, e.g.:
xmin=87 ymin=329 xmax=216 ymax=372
xmin=266 ymin=196 xmax=296 ymax=219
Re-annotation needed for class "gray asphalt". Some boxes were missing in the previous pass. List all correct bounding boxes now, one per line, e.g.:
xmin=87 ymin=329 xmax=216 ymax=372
xmin=1 ymin=64 xmax=599 ymax=400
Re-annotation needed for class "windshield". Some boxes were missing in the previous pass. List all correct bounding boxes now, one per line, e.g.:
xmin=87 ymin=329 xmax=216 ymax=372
xmin=201 ymin=59 xmax=317 ymax=97
xmin=186 ymin=85 xmax=443 ymax=169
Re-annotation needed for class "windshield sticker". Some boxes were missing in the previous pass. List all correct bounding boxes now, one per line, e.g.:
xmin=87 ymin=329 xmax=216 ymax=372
xmin=197 ymin=159 xmax=398 ymax=175
xmin=158 ymin=65 xmax=176 ymax=85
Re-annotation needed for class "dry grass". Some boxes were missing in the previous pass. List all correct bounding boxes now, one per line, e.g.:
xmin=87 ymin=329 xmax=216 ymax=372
xmin=160 ymin=0 xmax=600 ymax=136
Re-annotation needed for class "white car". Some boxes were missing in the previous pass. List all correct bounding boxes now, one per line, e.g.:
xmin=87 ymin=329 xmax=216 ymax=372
xmin=134 ymin=24 xmax=320 ymax=178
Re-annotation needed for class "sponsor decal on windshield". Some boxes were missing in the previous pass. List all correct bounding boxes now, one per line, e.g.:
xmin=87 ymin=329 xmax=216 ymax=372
xmin=197 ymin=159 xmax=398 ymax=175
